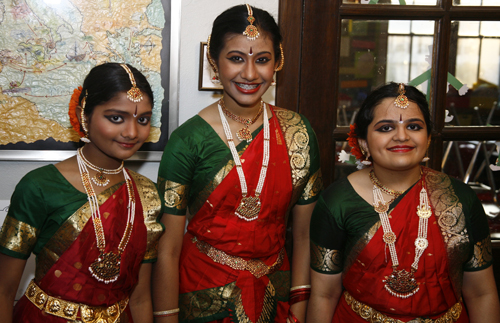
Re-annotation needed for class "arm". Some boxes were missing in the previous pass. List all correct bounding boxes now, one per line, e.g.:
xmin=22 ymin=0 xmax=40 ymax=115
xmin=152 ymin=213 xmax=186 ymax=323
xmin=0 ymin=253 xmax=27 ymax=323
xmin=306 ymin=270 xmax=342 ymax=323
xmin=289 ymin=202 xmax=316 ymax=323
xmin=129 ymin=263 xmax=153 ymax=323
xmin=462 ymin=266 xmax=500 ymax=323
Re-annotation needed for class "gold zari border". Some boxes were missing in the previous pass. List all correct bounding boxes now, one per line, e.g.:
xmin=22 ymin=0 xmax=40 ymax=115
xmin=193 ymin=237 xmax=284 ymax=279
xmin=0 ymin=215 xmax=38 ymax=255
xmin=468 ymin=236 xmax=493 ymax=269
xmin=25 ymin=280 xmax=128 ymax=323
xmin=162 ymin=179 xmax=189 ymax=210
xmin=344 ymin=291 xmax=462 ymax=323
xmin=310 ymin=241 xmax=342 ymax=273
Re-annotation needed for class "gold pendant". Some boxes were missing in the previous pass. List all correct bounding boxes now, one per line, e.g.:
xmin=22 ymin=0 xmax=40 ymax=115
xmin=91 ymin=170 xmax=110 ymax=186
xmin=89 ymin=251 xmax=121 ymax=284
xmin=235 ymin=196 xmax=261 ymax=221
xmin=383 ymin=268 xmax=419 ymax=298
xmin=236 ymin=127 xmax=253 ymax=142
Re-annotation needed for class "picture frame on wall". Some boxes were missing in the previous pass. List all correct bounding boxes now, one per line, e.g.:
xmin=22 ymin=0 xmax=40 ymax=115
xmin=199 ymin=42 xmax=224 ymax=91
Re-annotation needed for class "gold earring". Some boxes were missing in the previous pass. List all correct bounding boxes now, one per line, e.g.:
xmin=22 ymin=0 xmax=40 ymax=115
xmin=274 ymin=43 xmax=285 ymax=72
xmin=80 ymin=94 xmax=91 ymax=143
xmin=206 ymin=35 xmax=220 ymax=84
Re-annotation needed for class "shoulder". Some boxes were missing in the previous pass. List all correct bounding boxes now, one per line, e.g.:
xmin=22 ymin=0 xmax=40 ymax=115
xmin=321 ymin=176 xmax=353 ymax=203
xmin=16 ymin=165 xmax=58 ymax=189
xmin=171 ymin=115 xmax=209 ymax=139
xmin=272 ymin=106 xmax=311 ymax=125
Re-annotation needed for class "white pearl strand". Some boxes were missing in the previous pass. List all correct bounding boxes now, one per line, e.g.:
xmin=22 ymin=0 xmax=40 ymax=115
xmin=76 ymin=150 xmax=135 ymax=283
xmin=217 ymin=101 xmax=270 ymax=220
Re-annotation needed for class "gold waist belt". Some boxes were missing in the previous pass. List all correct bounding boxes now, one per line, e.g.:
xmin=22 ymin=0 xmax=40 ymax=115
xmin=344 ymin=291 xmax=462 ymax=323
xmin=25 ymin=279 xmax=129 ymax=323
xmin=192 ymin=237 xmax=285 ymax=279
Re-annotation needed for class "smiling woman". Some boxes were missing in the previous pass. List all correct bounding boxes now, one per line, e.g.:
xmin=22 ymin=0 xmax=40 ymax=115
xmin=307 ymin=83 xmax=500 ymax=323
xmin=0 ymin=63 xmax=164 ymax=323
xmin=153 ymin=5 xmax=321 ymax=323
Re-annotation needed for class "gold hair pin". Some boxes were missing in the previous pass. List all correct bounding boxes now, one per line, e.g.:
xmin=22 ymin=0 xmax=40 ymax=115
xmin=243 ymin=4 xmax=259 ymax=41
xmin=394 ymin=83 xmax=409 ymax=109
xmin=120 ymin=64 xmax=143 ymax=103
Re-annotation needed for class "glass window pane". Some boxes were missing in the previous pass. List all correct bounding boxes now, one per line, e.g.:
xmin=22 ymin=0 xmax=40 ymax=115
xmin=446 ymin=21 xmax=500 ymax=127
xmin=454 ymin=0 xmax=500 ymax=6
xmin=337 ymin=19 xmax=436 ymax=126
xmin=343 ymin=0 xmax=437 ymax=5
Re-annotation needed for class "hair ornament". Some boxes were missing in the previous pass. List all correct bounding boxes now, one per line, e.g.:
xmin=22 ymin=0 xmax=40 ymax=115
xmin=206 ymin=35 xmax=220 ymax=84
xmin=243 ymin=4 xmax=260 ymax=41
xmin=120 ymin=64 xmax=143 ymax=103
xmin=338 ymin=124 xmax=370 ymax=169
xmin=394 ymin=83 xmax=409 ymax=109
xmin=274 ymin=43 xmax=285 ymax=72
xmin=69 ymin=86 xmax=85 ymax=138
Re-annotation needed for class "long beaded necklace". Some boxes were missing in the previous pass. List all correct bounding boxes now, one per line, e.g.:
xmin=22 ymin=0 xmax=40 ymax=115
xmin=217 ymin=101 xmax=270 ymax=221
xmin=77 ymin=148 xmax=124 ymax=186
xmin=219 ymin=99 xmax=264 ymax=142
xmin=370 ymin=169 xmax=431 ymax=298
xmin=77 ymin=148 xmax=135 ymax=284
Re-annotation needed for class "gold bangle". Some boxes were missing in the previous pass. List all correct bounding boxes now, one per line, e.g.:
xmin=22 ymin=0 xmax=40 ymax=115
xmin=290 ymin=284 xmax=311 ymax=291
xmin=153 ymin=308 xmax=180 ymax=317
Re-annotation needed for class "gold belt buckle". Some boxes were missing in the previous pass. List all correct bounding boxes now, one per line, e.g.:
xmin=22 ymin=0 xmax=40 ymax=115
xmin=247 ymin=259 xmax=269 ymax=279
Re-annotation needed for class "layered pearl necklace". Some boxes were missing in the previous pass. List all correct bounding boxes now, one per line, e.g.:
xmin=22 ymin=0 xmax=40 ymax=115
xmin=220 ymin=99 xmax=263 ymax=142
xmin=218 ymin=100 xmax=270 ymax=221
xmin=77 ymin=148 xmax=135 ymax=283
xmin=370 ymin=169 xmax=431 ymax=298
xmin=77 ymin=148 xmax=124 ymax=186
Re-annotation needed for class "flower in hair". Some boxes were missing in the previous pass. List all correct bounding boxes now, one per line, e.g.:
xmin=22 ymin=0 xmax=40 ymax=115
xmin=347 ymin=124 xmax=364 ymax=160
xmin=69 ymin=86 xmax=85 ymax=137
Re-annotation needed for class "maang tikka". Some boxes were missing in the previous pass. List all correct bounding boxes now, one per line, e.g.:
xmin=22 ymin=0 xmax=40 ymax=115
xmin=120 ymin=64 xmax=143 ymax=103
xmin=243 ymin=4 xmax=259 ymax=41
xmin=394 ymin=83 xmax=410 ymax=109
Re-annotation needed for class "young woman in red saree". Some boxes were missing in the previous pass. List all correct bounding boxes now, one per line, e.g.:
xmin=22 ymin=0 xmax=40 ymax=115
xmin=307 ymin=83 xmax=500 ymax=323
xmin=153 ymin=5 xmax=322 ymax=323
xmin=0 ymin=63 xmax=163 ymax=323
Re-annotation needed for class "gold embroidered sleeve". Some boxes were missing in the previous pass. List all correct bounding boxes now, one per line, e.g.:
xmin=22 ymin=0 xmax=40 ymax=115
xmin=465 ymin=236 xmax=493 ymax=270
xmin=300 ymin=169 xmax=323 ymax=202
xmin=0 ymin=215 xmax=39 ymax=258
xmin=310 ymin=240 xmax=342 ymax=273
xmin=158 ymin=177 xmax=189 ymax=213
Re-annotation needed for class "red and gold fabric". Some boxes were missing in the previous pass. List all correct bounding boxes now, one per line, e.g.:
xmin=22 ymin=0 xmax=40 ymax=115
xmin=0 ymin=166 xmax=163 ymax=322
xmin=158 ymin=106 xmax=322 ymax=323
xmin=310 ymin=167 xmax=492 ymax=322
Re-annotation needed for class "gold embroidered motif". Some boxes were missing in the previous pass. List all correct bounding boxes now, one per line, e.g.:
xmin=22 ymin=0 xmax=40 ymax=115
xmin=179 ymin=283 xmax=234 ymax=321
xmin=161 ymin=179 xmax=189 ymax=210
xmin=467 ymin=236 xmax=493 ymax=269
xmin=310 ymin=241 xmax=342 ymax=273
xmin=0 ymin=215 xmax=39 ymax=255
xmin=128 ymin=171 xmax=163 ymax=261
xmin=301 ymin=169 xmax=323 ymax=201
xmin=233 ymin=281 xmax=277 ymax=323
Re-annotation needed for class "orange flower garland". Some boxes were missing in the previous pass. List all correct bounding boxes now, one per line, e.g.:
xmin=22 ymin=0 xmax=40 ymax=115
xmin=347 ymin=123 xmax=364 ymax=160
xmin=69 ymin=86 xmax=85 ymax=137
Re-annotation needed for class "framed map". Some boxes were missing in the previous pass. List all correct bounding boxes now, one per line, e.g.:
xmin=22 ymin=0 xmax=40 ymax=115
xmin=0 ymin=0 xmax=172 ymax=159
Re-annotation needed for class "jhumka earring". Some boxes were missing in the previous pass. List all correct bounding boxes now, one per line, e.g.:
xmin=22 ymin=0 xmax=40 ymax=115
xmin=243 ymin=4 xmax=259 ymax=41
xmin=206 ymin=35 xmax=220 ymax=84
xmin=422 ymin=138 xmax=431 ymax=162
xmin=80 ymin=91 xmax=91 ymax=143
xmin=394 ymin=83 xmax=410 ymax=109
xmin=120 ymin=64 xmax=143 ymax=103
xmin=271 ymin=44 xmax=285 ymax=86
xmin=359 ymin=145 xmax=372 ymax=166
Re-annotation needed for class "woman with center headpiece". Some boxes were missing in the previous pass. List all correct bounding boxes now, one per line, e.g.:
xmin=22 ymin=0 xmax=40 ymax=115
xmin=153 ymin=4 xmax=322 ymax=323
xmin=307 ymin=82 xmax=500 ymax=323
xmin=0 ymin=63 xmax=163 ymax=323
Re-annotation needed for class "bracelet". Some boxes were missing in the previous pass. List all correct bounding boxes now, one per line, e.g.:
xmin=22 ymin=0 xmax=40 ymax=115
xmin=290 ymin=284 xmax=311 ymax=292
xmin=153 ymin=308 xmax=180 ymax=317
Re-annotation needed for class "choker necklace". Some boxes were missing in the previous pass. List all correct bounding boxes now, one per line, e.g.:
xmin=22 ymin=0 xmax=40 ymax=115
xmin=218 ymin=101 xmax=269 ymax=221
xmin=78 ymin=149 xmax=124 ymax=186
xmin=77 ymin=147 xmax=135 ymax=284
xmin=369 ymin=170 xmax=404 ymax=197
xmin=370 ymin=169 xmax=430 ymax=298
xmin=219 ymin=99 xmax=263 ymax=142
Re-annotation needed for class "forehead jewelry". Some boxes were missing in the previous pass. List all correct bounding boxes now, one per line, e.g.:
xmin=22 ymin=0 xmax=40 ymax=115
xmin=394 ymin=83 xmax=409 ymax=109
xmin=120 ymin=64 xmax=143 ymax=103
xmin=243 ymin=4 xmax=260 ymax=41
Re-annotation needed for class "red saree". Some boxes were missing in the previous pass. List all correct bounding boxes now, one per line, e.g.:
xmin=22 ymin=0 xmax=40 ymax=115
xmin=179 ymin=109 xmax=294 ymax=323
xmin=13 ymin=173 xmax=148 ymax=323
xmin=335 ymin=175 xmax=468 ymax=322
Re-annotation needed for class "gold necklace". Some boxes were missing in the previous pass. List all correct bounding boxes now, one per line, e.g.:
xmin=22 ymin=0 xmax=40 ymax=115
xmin=78 ymin=148 xmax=124 ymax=186
xmin=371 ymin=169 xmax=431 ymax=298
xmin=219 ymin=99 xmax=263 ymax=142
xmin=77 ymin=148 xmax=135 ymax=284
xmin=369 ymin=170 xmax=404 ymax=197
